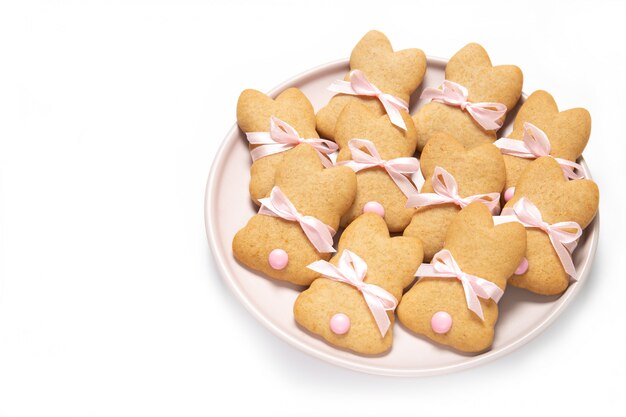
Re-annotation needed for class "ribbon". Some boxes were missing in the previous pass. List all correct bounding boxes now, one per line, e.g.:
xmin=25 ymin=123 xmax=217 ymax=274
xmin=259 ymin=186 xmax=336 ymax=253
xmin=498 ymin=197 xmax=582 ymax=280
xmin=328 ymin=70 xmax=409 ymax=130
xmin=421 ymin=80 xmax=507 ymax=130
xmin=307 ymin=250 xmax=397 ymax=336
xmin=337 ymin=139 xmax=419 ymax=197
xmin=246 ymin=116 xmax=338 ymax=167
xmin=415 ymin=249 xmax=503 ymax=320
xmin=493 ymin=122 xmax=584 ymax=180
xmin=405 ymin=166 xmax=501 ymax=214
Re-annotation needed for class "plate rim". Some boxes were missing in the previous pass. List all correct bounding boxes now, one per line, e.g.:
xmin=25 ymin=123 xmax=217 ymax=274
xmin=204 ymin=57 xmax=600 ymax=377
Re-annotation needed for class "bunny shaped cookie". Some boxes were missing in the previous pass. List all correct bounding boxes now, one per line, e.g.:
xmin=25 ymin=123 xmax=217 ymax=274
xmin=398 ymin=203 xmax=526 ymax=353
xmin=404 ymin=132 xmax=506 ymax=261
xmin=413 ymin=43 xmax=523 ymax=151
xmin=232 ymin=144 xmax=356 ymax=286
xmin=294 ymin=212 xmax=423 ymax=355
xmin=494 ymin=90 xmax=591 ymax=194
xmin=237 ymin=88 xmax=335 ymax=204
xmin=316 ymin=30 xmax=426 ymax=140
xmin=502 ymin=157 xmax=599 ymax=295
xmin=334 ymin=102 xmax=419 ymax=232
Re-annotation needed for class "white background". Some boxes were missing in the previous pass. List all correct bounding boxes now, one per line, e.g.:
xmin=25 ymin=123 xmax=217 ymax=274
xmin=0 ymin=1 xmax=624 ymax=416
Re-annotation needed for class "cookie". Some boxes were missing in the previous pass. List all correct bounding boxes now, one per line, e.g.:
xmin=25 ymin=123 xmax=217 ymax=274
xmin=237 ymin=88 xmax=330 ymax=204
xmin=397 ymin=202 xmax=527 ymax=353
xmin=403 ymin=132 xmax=505 ymax=261
xmin=502 ymin=157 xmax=599 ymax=295
xmin=494 ymin=90 xmax=591 ymax=193
xmin=294 ymin=212 xmax=424 ymax=355
xmin=334 ymin=102 xmax=419 ymax=232
xmin=316 ymin=30 xmax=426 ymax=140
xmin=232 ymin=144 xmax=357 ymax=286
xmin=413 ymin=43 xmax=523 ymax=151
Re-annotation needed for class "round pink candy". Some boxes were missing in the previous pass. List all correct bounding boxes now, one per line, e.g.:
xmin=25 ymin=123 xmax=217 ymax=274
xmin=504 ymin=187 xmax=516 ymax=202
xmin=363 ymin=201 xmax=385 ymax=217
xmin=515 ymin=257 xmax=529 ymax=275
xmin=431 ymin=311 xmax=453 ymax=334
xmin=268 ymin=249 xmax=288 ymax=270
xmin=330 ymin=313 xmax=350 ymax=335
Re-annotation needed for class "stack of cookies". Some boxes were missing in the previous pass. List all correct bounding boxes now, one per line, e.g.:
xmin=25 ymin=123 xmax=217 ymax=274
xmin=231 ymin=30 xmax=599 ymax=355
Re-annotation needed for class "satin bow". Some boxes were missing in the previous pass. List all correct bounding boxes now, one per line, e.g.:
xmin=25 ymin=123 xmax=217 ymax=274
xmin=337 ymin=139 xmax=419 ymax=197
xmin=415 ymin=249 xmax=504 ymax=320
xmin=493 ymin=122 xmax=584 ymax=180
xmin=499 ymin=197 xmax=582 ymax=280
xmin=246 ymin=117 xmax=338 ymax=167
xmin=405 ymin=166 xmax=501 ymax=214
xmin=328 ymin=70 xmax=409 ymax=130
xmin=307 ymin=250 xmax=398 ymax=336
xmin=258 ymin=186 xmax=336 ymax=253
xmin=421 ymin=80 xmax=507 ymax=130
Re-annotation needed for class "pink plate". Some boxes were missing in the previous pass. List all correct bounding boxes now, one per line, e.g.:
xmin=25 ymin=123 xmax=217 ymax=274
xmin=204 ymin=58 xmax=599 ymax=376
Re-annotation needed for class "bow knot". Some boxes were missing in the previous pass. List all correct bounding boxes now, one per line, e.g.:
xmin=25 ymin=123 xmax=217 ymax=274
xmin=307 ymin=250 xmax=397 ymax=336
xmin=258 ymin=187 xmax=336 ymax=253
xmin=493 ymin=122 xmax=585 ymax=180
xmin=328 ymin=70 xmax=409 ymax=130
xmin=406 ymin=166 xmax=501 ymax=214
xmin=500 ymin=197 xmax=582 ymax=280
xmin=421 ymin=80 xmax=507 ymax=131
xmin=246 ymin=117 xmax=338 ymax=167
xmin=337 ymin=139 xmax=419 ymax=198
xmin=416 ymin=249 xmax=504 ymax=320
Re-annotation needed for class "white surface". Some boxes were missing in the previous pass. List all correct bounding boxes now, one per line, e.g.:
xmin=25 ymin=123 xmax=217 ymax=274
xmin=0 ymin=0 xmax=623 ymax=416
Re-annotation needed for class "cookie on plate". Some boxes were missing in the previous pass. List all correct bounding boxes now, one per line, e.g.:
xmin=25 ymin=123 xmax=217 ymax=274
xmin=397 ymin=202 xmax=526 ymax=353
xmin=404 ymin=132 xmax=505 ymax=260
xmin=503 ymin=157 xmax=599 ymax=295
xmin=316 ymin=30 xmax=426 ymax=140
xmin=413 ymin=43 xmax=523 ymax=151
xmin=232 ymin=144 xmax=356 ymax=286
xmin=294 ymin=212 xmax=423 ymax=355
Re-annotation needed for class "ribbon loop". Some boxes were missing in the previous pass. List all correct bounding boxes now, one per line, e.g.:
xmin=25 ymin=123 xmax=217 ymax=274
xmin=500 ymin=197 xmax=582 ymax=280
xmin=259 ymin=186 xmax=336 ymax=253
xmin=493 ymin=122 xmax=585 ymax=180
xmin=405 ymin=167 xmax=501 ymax=214
xmin=246 ymin=116 xmax=338 ymax=167
xmin=421 ymin=80 xmax=507 ymax=131
xmin=328 ymin=70 xmax=409 ymax=130
xmin=307 ymin=250 xmax=398 ymax=336
xmin=337 ymin=139 xmax=419 ymax=198
xmin=415 ymin=249 xmax=503 ymax=320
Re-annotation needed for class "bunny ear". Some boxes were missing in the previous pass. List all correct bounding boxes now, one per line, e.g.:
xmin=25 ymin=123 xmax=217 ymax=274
xmin=447 ymin=43 xmax=493 ymax=73
xmin=236 ymin=89 xmax=276 ymax=132
xmin=274 ymin=88 xmax=313 ymax=110
xmin=420 ymin=132 xmax=465 ymax=177
xmin=351 ymin=30 xmax=394 ymax=63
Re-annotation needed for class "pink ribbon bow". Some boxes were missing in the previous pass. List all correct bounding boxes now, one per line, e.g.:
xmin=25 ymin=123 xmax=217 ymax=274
xmin=493 ymin=122 xmax=584 ymax=180
xmin=499 ymin=197 xmax=582 ymax=280
xmin=405 ymin=166 xmax=501 ymax=214
xmin=307 ymin=250 xmax=398 ymax=337
xmin=415 ymin=249 xmax=504 ymax=320
xmin=328 ymin=70 xmax=409 ymax=131
xmin=258 ymin=186 xmax=336 ymax=253
xmin=421 ymin=80 xmax=507 ymax=131
xmin=246 ymin=117 xmax=338 ymax=168
xmin=337 ymin=139 xmax=419 ymax=197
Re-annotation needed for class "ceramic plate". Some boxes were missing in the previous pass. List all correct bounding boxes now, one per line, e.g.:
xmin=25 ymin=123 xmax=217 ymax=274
xmin=205 ymin=57 xmax=599 ymax=376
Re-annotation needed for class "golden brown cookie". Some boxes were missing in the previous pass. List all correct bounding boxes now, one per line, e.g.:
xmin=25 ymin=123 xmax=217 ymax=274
xmin=504 ymin=157 xmax=599 ymax=295
xmin=232 ymin=144 xmax=356 ymax=286
xmin=413 ymin=43 xmax=523 ymax=151
xmin=334 ymin=102 xmax=419 ymax=232
xmin=237 ymin=88 xmax=319 ymax=204
xmin=316 ymin=30 xmax=426 ymax=140
xmin=397 ymin=203 xmax=526 ymax=353
xmin=294 ymin=213 xmax=423 ymax=355
xmin=404 ymin=132 xmax=506 ymax=261
xmin=499 ymin=90 xmax=591 ymax=190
